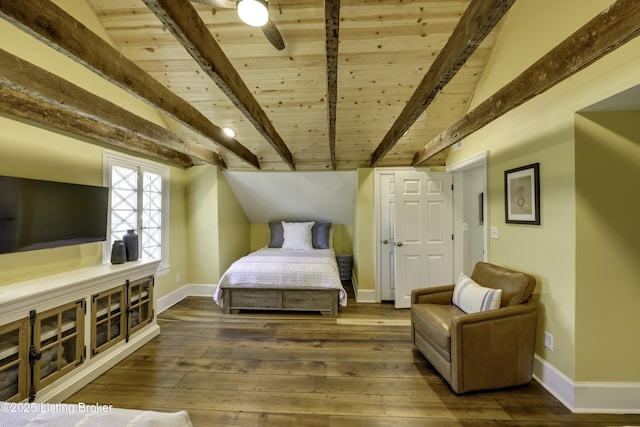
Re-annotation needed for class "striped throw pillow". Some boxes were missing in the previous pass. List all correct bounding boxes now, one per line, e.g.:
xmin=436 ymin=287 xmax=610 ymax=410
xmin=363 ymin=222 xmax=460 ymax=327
xmin=452 ymin=272 xmax=502 ymax=314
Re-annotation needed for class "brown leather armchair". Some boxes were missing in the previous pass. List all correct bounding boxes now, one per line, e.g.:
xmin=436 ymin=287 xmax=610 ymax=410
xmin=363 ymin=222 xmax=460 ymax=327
xmin=411 ymin=262 xmax=537 ymax=394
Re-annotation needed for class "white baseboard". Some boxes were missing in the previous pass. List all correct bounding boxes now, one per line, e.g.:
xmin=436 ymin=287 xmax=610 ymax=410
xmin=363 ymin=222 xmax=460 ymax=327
xmin=533 ymin=354 xmax=576 ymax=410
xmin=157 ymin=283 xmax=216 ymax=313
xmin=573 ymin=381 xmax=640 ymax=414
xmin=351 ymin=274 xmax=377 ymax=303
xmin=533 ymin=354 xmax=640 ymax=414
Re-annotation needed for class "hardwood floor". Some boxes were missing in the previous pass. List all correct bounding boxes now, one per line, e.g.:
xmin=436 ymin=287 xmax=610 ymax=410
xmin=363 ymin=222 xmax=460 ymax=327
xmin=67 ymin=285 xmax=640 ymax=426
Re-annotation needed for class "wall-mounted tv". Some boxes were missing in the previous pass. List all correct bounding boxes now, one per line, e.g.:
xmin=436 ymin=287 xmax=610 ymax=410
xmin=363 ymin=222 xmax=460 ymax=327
xmin=0 ymin=175 xmax=109 ymax=254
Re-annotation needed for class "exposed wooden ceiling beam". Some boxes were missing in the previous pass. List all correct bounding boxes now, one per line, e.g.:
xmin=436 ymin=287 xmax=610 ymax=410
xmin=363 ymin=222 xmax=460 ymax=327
xmin=0 ymin=0 xmax=259 ymax=169
xmin=324 ymin=0 xmax=340 ymax=170
xmin=0 ymin=49 xmax=224 ymax=168
xmin=370 ymin=0 xmax=515 ymax=167
xmin=143 ymin=0 xmax=295 ymax=170
xmin=412 ymin=0 xmax=640 ymax=165
xmin=0 ymin=86 xmax=193 ymax=169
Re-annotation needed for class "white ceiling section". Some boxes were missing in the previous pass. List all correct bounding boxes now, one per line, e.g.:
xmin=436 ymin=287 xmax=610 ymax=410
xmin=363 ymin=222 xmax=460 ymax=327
xmin=223 ymin=171 xmax=357 ymax=224
xmin=579 ymin=84 xmax=640 ymax=112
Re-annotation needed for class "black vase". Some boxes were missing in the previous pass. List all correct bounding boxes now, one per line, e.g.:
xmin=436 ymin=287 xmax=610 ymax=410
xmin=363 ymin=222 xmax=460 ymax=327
xmin=123 ymin=229 xmax=139 ymax=261
xmin=110 ymin=240 xmax=126 ymax=264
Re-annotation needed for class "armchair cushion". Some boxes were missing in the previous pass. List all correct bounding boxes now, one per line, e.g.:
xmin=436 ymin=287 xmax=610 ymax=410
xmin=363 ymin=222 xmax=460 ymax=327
xmin=471 ymin=262 xmax=536 ymax=306
xmin=452 ymin=272 xmax=502 ymax=314
xmin=412 ymin=304 xmax=462 ymax=352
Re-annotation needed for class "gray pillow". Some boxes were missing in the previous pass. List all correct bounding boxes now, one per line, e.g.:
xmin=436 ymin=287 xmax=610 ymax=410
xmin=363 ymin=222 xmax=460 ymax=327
xmin=312 ymin=222 xmax=332 ymax=249
xmin=268 ymin=222 xmax=284 ymax=248
xmin=269 ymin=221 xmax=332 ymax=249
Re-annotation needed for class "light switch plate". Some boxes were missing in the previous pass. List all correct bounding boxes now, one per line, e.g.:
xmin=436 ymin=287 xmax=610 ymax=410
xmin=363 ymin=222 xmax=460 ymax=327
xmin=544 ymin=332 xmax=554 ymax=350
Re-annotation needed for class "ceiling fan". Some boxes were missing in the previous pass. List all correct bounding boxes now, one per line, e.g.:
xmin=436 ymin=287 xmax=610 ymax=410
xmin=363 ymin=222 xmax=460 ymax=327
xmin=191 ymin=0 xmax=285 ymax=50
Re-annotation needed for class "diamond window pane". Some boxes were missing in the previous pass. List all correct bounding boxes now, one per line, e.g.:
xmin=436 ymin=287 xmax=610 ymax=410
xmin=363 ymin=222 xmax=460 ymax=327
xmin=110 ymin=166 xmax=137 ymax=245
xmin=107 ymin=158 xmax=166 ymax=266
xmin=142 ymin=172 xmax=162 ymax=261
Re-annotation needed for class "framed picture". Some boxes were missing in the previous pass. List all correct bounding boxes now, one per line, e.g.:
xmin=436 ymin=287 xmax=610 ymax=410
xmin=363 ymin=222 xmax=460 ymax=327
xmin=504 ymin=163 xmax=540 ymax=225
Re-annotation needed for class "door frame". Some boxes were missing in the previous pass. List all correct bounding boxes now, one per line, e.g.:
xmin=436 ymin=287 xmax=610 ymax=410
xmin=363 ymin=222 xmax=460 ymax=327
xmin=446 ymin=151 xmax=489 ymax=277
xmin=374 ymin=169 xmax=396 ymax=302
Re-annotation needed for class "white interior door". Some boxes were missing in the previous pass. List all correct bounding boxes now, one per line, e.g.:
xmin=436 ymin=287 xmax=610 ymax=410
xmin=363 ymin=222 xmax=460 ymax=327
xmin=394 ymin=170 xmax=453 ymax=308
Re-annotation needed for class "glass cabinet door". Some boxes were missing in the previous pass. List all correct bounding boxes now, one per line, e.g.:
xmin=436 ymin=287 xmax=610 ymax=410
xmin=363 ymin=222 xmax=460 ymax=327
xmin=0 ymin=319 xmax=28 ymax=402
xmin=33 ymin=300 xmax=84 ymax=390
xmin=128 ymin=276 xmax=153 ymax=337
xmin=91 ymin=286 xmax=126 ymax=356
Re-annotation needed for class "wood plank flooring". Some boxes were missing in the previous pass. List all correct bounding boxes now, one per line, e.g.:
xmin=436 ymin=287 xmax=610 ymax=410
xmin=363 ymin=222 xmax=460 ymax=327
xmin=67 ymin=285 xmax=640 ymax=426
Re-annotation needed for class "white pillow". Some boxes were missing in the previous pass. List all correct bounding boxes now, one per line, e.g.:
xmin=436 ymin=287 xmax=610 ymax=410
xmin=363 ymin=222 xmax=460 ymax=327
xmin=281 ymin=221 xmax=314 ymax=250
xmin=452 ymin=272 xmax=502 ymax=314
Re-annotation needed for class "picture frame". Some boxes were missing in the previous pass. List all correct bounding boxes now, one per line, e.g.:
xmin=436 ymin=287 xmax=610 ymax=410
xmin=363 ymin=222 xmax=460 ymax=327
xmin=504 ymin=163 xmax=540 ymax=225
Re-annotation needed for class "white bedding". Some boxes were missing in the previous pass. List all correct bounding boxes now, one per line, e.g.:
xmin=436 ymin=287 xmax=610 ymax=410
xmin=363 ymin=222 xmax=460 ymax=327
xmin=214 ymin=247 xmax=347 ymax=307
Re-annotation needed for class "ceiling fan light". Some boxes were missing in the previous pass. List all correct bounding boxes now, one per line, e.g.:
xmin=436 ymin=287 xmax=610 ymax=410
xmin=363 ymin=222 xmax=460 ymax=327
xmin=237 ymin=0 xmax=269 ymax=27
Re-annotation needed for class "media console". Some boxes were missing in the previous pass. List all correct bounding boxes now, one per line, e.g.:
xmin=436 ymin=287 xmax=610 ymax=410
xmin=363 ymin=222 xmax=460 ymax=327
xmin=0 ymin=260 xmax=159 ymax=403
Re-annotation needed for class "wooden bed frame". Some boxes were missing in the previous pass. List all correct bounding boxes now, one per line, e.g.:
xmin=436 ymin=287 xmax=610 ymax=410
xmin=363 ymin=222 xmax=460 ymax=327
xmin=221 ymin=286 xmax=339 ymax=317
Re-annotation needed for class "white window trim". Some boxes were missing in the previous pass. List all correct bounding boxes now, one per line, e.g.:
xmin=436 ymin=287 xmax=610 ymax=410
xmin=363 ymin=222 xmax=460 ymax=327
xmin=103 ymin=151 xmax=170 ymax=274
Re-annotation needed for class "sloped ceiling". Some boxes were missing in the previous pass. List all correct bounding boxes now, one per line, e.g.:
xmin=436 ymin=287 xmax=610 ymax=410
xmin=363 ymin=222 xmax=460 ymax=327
xmin=223 ymin=170 xmax=356 ymax=224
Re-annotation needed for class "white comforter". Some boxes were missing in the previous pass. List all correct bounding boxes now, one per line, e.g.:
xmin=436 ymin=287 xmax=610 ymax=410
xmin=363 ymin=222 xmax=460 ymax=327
xmin=214 ymin=248 xmax=347 ymax=307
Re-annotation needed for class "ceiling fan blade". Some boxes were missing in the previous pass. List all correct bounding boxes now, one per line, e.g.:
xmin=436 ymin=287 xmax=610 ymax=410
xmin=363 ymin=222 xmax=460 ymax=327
xmin=192 ymin=0 xmax=285 ymax=50
xmin=261 ymin=19 xmax=285 ymax=50
xmin=190 ymin=0 xmax=235 ymax=8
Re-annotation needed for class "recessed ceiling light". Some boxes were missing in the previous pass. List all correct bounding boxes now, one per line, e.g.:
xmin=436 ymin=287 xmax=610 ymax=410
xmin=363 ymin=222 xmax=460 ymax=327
xmin=223 ymin=127 xmax=235 ymax=138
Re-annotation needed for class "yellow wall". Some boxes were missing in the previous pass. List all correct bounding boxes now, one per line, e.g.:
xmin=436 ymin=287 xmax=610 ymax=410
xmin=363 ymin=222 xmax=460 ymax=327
xmin=0 ymin=0 xmax=188 ymax=298
xmin=0 ymin=118 xmax=105 ymax=285
xmin=186 ymin=165 xmax=220 ymax=283
xmin=353 ymin=168 xmax=375 ymax=291
xmin=446 ymin=0 xmax=640 ymax=381
xmin=186 ymin=165 xmax=250 ymax=284
xmin=575 ymin=112 xmax=640 ymax=382
xmin=216 ymin=169 xmax=251 ymax=274
xmin=166 ymin=167 xmax=189 ymax=297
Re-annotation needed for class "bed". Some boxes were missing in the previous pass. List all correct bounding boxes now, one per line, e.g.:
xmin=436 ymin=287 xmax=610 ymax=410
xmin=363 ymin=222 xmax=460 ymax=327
xmin=213 ymin=221 xmax=347 ymax=317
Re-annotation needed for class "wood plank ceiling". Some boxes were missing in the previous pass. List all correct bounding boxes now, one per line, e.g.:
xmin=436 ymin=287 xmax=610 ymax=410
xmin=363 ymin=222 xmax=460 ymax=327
xmin=81 ymin=0 xmax=504 ymax=170
xmin=4 ymin=1 xmax=637 ymax=170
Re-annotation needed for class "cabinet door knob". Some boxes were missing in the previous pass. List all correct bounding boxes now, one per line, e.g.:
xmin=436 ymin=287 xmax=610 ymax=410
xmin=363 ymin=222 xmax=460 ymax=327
xmin=396 ymin=242 xmax=403 ymax=247
xmin=382 ymin=239 xmax=388 ymax=244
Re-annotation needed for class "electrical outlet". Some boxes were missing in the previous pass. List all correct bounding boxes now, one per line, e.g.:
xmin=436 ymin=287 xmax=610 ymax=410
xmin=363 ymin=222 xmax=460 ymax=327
xmin=544 ymin=331 xmax=554 ymax=350
xmin=176 ymin=273 xmax=181 ymax=284
xmin=490 ymin=226 xmax=499 ymax=239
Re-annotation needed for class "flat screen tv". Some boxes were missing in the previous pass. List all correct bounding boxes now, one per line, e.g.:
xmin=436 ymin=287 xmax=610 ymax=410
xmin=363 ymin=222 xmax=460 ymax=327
xmin=0 ymin=175 xmax=109 ymax=254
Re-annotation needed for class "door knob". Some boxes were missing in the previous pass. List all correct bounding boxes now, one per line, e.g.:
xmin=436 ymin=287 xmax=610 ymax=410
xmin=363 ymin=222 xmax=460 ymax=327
xmin=382 ymin=239 xmax=388 ymax=244
xmin=396 ymin=242 xmax=403 ymax=247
